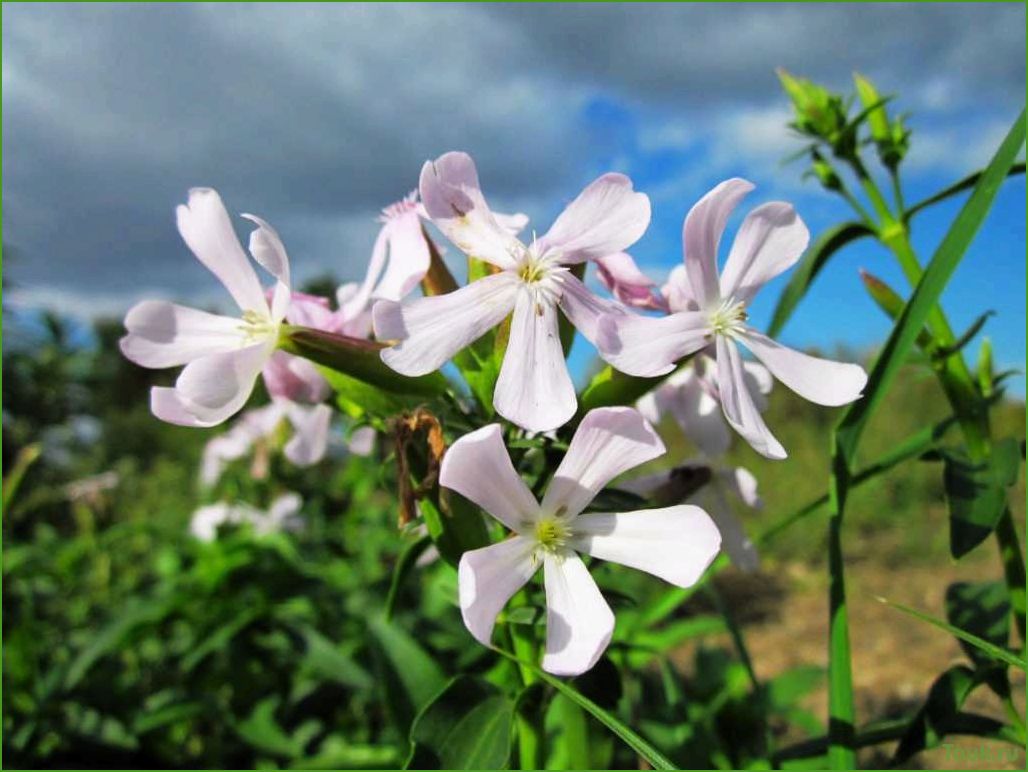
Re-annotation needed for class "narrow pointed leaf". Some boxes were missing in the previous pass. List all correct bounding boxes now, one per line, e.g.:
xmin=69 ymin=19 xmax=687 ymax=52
xmin=368 ymin=616 xmax=447 ymax=733
xmin=905 ymin=162 xmax=1026 ymax=222
xmin=945 ymin=438 xmax=1021 ymax=558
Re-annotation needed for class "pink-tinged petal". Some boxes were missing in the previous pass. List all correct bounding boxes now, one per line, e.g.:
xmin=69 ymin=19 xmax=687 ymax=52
xmin=171 ymin=340 xmax=273 ymax=426
xmin=739 ymin=329 xmax=867 ymax=407
xmin=375 ymin=272 xmax=518 ymax=376
xmin=541 ymin=552 xmax=614 ymax=676
xmin=373 ymin=209 xmax=431 ymax=302
xmin=720 ymin=466 xmax=762 ymax=509
xmin=556 ymin=272 xmax=625 ymax=347
xmin=493 ymin=293 xmax=577 ymax=433
xmin=190 ymin=502 xmax=238 ymax=541
xmin=120 ymin=300 xmax=245 ymax=369
xmin=595 ymin=252 xmax=666 ymax=310
xmin=151 ymin=387 xmax=217 ymax=428
xmin=262 ymin=350 xmax=330 ymax=403
xmin=596 ymin=310 xmax=710 ymax=378
xmin=494 ymin=211 xmax=530 ymax=235
xmin=199 ymin=421 xmax=261 ymax=485
xmin=683 ymin=178 xmax=754 ymax=308
xmin=439 ymin=424 xmax=540 ymax=533
xmin=541 ymin=406 xmax=665 ymax=518
xmin=662 ymin=264 xmax=699 ymax=313
xmin=284 ymin=291 xmax=335 ymax=330
xmin=694 ymin=486 xmax=758 ymax=572
xmin=715 ymin=336 xmax=786 ymax=459
xmin=743 ymin=361 xmax=773 ymax=413
xmin=266 ymin=491 xmax=304 ymax=530
xmin=176 ymin=188 xmax=267 ymax=314
xmin=539 ymin=173 xmax=650 ymax=263
xmin=571 ymin=504 xmax=721 ymax=587
xmin=241 ymin=214 xmax=291 ymax=287
xmin=719 ymin=202 xmax=809 ymax=303
xmin=458 ymin=536 xmax=538 ymax=647
xmin=419 ymin=152 xmax=522 ymax=269
xmin=283 ymin=403 xmax=332 ymax=466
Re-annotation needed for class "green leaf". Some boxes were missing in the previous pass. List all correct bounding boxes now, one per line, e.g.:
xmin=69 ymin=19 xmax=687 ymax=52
xmin=319 ymin=366 xmax=416 ymax=419
xmin=946 ymin=581 xmax=1011 ymax=672
xmin=767 ymin=222 xmax=873 ymax=338
xmin=890 ymin=666 xmax=985 ymax=765
xmin=419 ymin=489 xmax=489 ymax=567
xmin=289 ymin=737 xmax=403 ymax=769
xmin=368 ymin=616 xmax=448 ymax=732
xmin=234 ymin=696 xmax=300 ymax=758
xmin=545 ymin=693 xmax=591 ymax=770
xmin=945 ymin=438 xmax=1021 ymax=558
xmin=492 ymin=647 xmax=677 ymax=770
xmin=577 ymin=365 xmax=670 ymax=416
xmin=904 ymin=162 xmax=1026 ymax=222
xmin=180 ymin=605 xmax=264 ymax=673
xmin=280 ymin=325 xmax=448 ymax=397
xmin=858 ymin=269 xmax=933 ymax=350
xmin=2 ymin=442 xmax=40 ymax=513
xmin=296 ymin=626 xmax=373 ymax=691
xmin=385 ymin=533 xmax=433 ymax=621
xmin=406 ymin=676 xmax=515 ymax=770
xmin=876 ymin=596 xmax=1025 ymax=671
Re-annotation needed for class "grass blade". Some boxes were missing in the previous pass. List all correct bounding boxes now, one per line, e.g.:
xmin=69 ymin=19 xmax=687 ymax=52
xmin=904 ymin=162 xmax=1025 ymax=221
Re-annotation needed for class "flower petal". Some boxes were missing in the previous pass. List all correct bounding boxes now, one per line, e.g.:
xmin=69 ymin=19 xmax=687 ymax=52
xmin=595 ymin=252 xmax=665 ymax=310
xmin=596 ymin=310 xmax=710 ymax=378
xmin=542 ymin=552 xmax=614 ymax=676
xmin=262 ymin=350 xmax=331 ymax=404
xmin=694 ymin=485 xmax=758 ymax=572
xmin=494 ymin=292 xmax=577 ymax=433
xmin=419 ymin=152 xmax=522 ymax=269
xmin=661 ymin=366 xmax=732 ymax=458
xmin=283 ymin=402 xmax=332 ymax=467
xmin=683 ymin=178 xmax=754 ymax=309
xmin=494 ymin=211 xmax=530 ymax=235
xmin=715 ymin=336 xmax=786 ymax=459
xmin=571 ymin=504 xmax=721 ymax=587
xmin=740 ymin=329 xmax=867 ymax=407
xmin=241 ymin=214 xmax=292 ymax=320
xmin=171 ymin=340 xmax=273 ymax=426
xmin=719 ymin=465 xmax=762 ymax=509
xmin=541 ymin=406 xmax=665 ymax=518
xmin=151 ymin=387 xmax=217 ymax=428
xmin=662 ymin=264 xmax=699 ymax=313
xmin=373 ymin=209 xmax=431 ymax=302
xmin=539 ymin=173 xmax=651 ymax=263
xmin=375 ymin=272 xmax=518 ymax=376
xmin=439 ymin=423 xmax=540 ymax=533
xmin=120 ymin=300 xmax=245 ymax=369
xmin=719 ymin=202 xmax=809 ymax=303
xmin=556 ymin=272 xmax=625 ymax=347
xmin=458 ymin=536 xmax=538 ymax=647
xmin=176 ymin=188 xmax=267 ymax=314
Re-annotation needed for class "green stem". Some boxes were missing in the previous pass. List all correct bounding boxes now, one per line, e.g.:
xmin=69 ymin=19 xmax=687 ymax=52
xmin=827 ymin=450 xmax=856 ymax=770
xmin=508 ymin=594 xmax=544 ymax=769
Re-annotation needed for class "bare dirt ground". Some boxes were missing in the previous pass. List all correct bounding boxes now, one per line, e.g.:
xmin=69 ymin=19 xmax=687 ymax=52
xmin=676 ymin=529 xmax=1026 ymax=770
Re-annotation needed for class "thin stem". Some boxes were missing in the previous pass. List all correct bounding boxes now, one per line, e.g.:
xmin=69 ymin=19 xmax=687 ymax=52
xmin=827 ymin=451 xmax=856 ymax=770
xmin=889 ymin=168 xmax=906 ymax=215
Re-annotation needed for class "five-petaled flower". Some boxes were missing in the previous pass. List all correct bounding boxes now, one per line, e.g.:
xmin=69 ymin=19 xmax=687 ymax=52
xmin=374 ymin=152 xmax=651 ymax=433
xmin=441 ymin=407 xmax=721 ymax=676
xmin=598 ymin=178 xmax=868 ymax=458
xmin=120 ymin=188 xmax=293 ymax=427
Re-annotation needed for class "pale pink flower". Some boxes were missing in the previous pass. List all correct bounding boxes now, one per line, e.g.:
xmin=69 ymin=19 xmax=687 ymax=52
xmin=598 ymin=179 xmax=867 ymax=459
xmin=120 ymin=189 xmax=293 ymax=427
xmin=374 ymin=152 xmax=651 ymax=432
xmin=441 ymin=407 xmax=721 ymax=676
xmin=189 ymin=492 xmax=304 ymax=541
xmin=200 ymin=399 xmax=332 ymax=486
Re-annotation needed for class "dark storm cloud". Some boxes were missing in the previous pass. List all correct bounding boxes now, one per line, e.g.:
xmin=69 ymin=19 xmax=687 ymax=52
xmin=2 ymin=3 xmax=1024 ymax=309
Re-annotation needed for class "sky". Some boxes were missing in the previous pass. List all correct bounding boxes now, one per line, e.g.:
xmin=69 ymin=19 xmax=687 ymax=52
xmin=3 ymin=3 xmax=1025 ymax=388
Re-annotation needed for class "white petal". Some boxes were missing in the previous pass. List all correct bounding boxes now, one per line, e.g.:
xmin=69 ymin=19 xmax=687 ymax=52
xmin=120 ymin=300 xmax=245 ymax=369
xmin=283 ymin=403 xmax=332 ymax=466
xmin=662 ymin=264 xmax=699 ymax=313
xmin=571 ymin=505 xmax=721 ymax=587
xmin=719 ymin=202 xmax=809 ymax=303
xmin=743 ymin=360 xmax=774 ymax=413
xmin=439 ymin=424 xmax=540 ymax=533
xmin=740 ymin=329 xmax=867 ymax=407
xmin=267 ymin=491 xmax=303 ymax=525
xmin=458 ymin=536 xmax=538 ymax=647
xmin=542 ymin=553 xmax=614 ymax=676
xmin=171 ymin=340 xmax=273 ymax=426
xmin=694 ymin=486 xmax=758 ymax=572
xmin=556 ymin=272 xmax=626 ymax=347
xmin=539 ymin=173 xmax=650 ymax=263
xmin=200 ymin=422 xmax=259 ymax=485
xmin=683 ymin=178 xmax=754 ymax=309
xmin=419 ymin=152 xmax=523 ymax=269
xmin=664 ymin=366 xmax=732 ymax=458
xmin=493 ymin=292 xmax=576 ymax=433
xmin=262 ymin=350 xmax=331 ymax=404
xmin=596 ymin=310 xmax=710 ymax=378
xmin=373 ymin=209 xmax=431 ymax=302
xmin=347 ymin=426 xmax=376 ymax=457
xmin=595 ymin=252 xmax=664 ymax=310
xmin=241 ymin=213 xmax=292 ymax=320
xmin=719 ymin=466 xmax=763 ymax=509
xmin=493 ymin=211 xmax=530 ymax=235
xmin=715 ymin=337 xmax=786 ymax=459
xmin=541 ymin=406 xmax=665 ymax=518
xmin=375 ymin=272 xmax=518 ymax=376
xmin=176 ymin=188 xmax=267 ymax=314
xmin=151 ymin=387 xmax=218 ymax=428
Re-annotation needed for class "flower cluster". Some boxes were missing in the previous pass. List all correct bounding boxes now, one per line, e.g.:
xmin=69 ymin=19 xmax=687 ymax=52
xmin=122 ymin=152 xmax=868 ymax=675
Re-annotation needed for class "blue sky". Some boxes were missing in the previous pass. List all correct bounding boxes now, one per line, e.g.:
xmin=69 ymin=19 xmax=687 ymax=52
xmin=3 ymin=3 xmax=1025 ymax=388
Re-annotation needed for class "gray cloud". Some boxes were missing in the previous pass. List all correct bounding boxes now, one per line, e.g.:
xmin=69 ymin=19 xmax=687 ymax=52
xmin=3 ymin=2 xmax=1023 ymax=312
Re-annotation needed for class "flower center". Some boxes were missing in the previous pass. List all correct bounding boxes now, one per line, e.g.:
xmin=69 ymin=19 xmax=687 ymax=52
xmin=514 ymin=242 xmax=568 ymax=309
xmin=533 ymin=516 xmax=571 ymax=555
xmin=240 ymin=309 xmax=277 ymax=344
xmin=707 ymin=297 xmax=748 ymax=338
